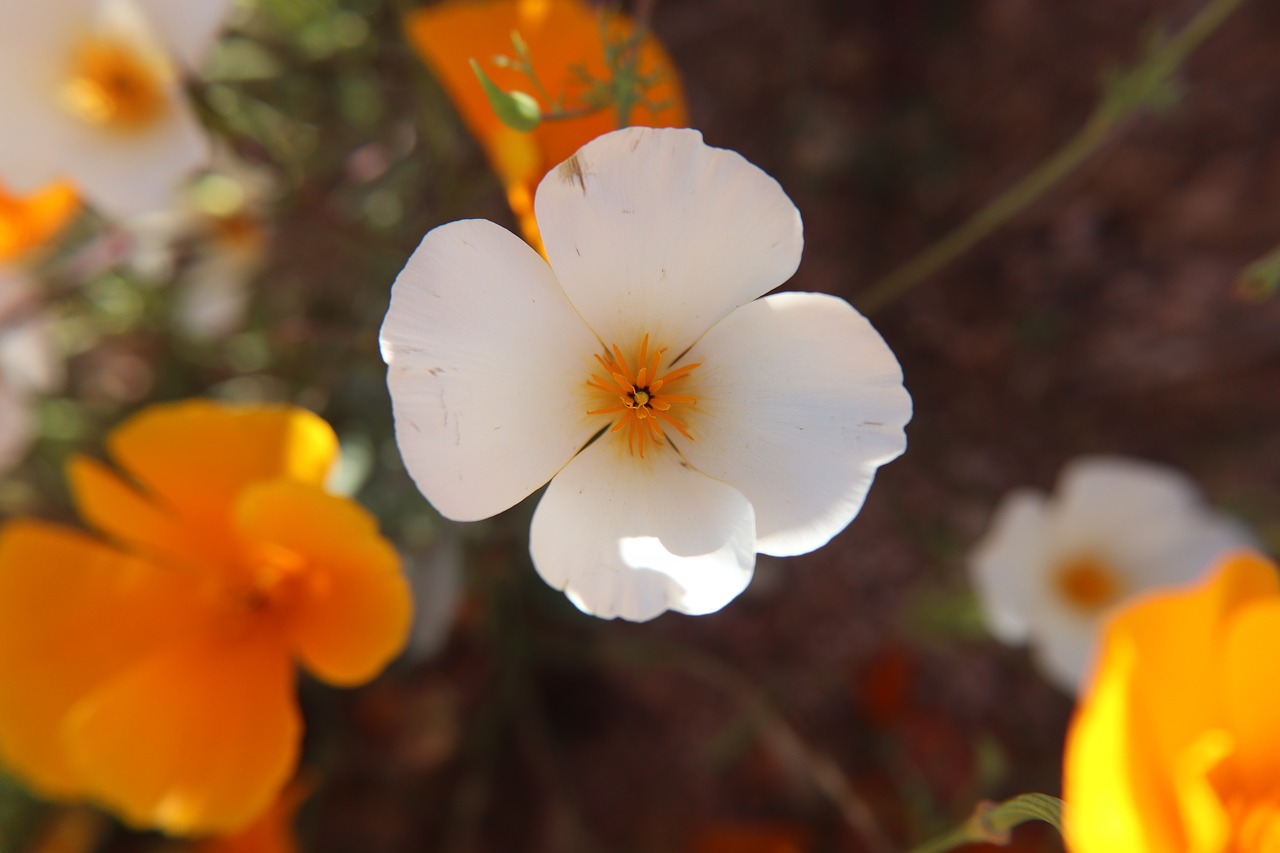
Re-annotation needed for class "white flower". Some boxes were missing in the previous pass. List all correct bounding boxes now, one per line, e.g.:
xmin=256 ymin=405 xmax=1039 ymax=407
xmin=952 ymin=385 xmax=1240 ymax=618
xmin=0 ymin=267 xmax=64 ymax=473
xmin=0 ymin=0 xmax=232 ymax=217
xmin=380 ymin=127 xmax=912 ymax=622
xmin=969 ymin=455 xmax=1255 ymax=693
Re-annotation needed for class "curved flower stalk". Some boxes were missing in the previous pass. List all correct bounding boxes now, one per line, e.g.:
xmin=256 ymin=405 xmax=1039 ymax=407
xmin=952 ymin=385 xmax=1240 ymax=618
xmin=381 ymin=127 xmax=912 ymax=622
xmin=0 ymin=0 xmax=232 ymax=218
xmin=969 ymin=456 xmax=1253 ymax=694
xmin=0 ymin=401 xmax=412 ymax=835
xmin=1064 ymin=552 xmax=1280 ymax=851
xmin=404 ymin=0 xmax=687 ymax=252
xmin=0 ymin=180 xmax=80 ymax=261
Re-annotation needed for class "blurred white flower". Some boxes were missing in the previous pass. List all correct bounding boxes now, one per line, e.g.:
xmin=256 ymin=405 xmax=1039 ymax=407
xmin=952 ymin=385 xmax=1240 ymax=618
xmin=381 ymin=127 xmax=912 ymax=622
xmin=0 ymin=0 xmax=232 ymax=217
xmin=0 ymin=268 xmax=64 ymax=472
xmin=128 ymin=154 xmax=273 ymax=338
xmin=969 ymin=455 xmax=1255 ymax=694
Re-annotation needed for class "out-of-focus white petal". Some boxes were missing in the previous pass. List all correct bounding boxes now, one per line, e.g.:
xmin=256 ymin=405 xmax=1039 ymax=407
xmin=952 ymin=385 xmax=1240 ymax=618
xmin=535 ymin=127 xmax=803 ymax=354
xmin=380 ymin=219 xmax=600 ymax=522
xmin=131 ymin=0 xmax=233 ymax=68
xmin=530 ymin=439 xmax=756 ymax=622
xmin=968 ymin=491 xmax=1050 ymax=645
xmin=677 ymin=292 xmax=910 ymax=557
xmin=0 ymin=388 xmax=36 ymax=475
xmin=0 ymin=268 xmax=63 ymax=395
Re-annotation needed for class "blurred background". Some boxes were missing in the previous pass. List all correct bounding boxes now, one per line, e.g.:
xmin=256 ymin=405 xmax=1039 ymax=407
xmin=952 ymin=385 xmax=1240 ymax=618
xmin=2 ymin=0 xmax=1280 ymax=851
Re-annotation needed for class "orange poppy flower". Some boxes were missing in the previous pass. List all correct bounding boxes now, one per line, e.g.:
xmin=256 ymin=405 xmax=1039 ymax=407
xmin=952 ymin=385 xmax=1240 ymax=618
xmin=0 ymin=401 xmax=411 ymax=836
xmin=195 ymin=776 xmax=312 ymax=853
xmin=1063 ymin=552 xmax=1280 ymax=851
xmin=405 ymin=0 xmax=688 ymax=252
xmin=0 ymin=180 xmax=79 ymax=260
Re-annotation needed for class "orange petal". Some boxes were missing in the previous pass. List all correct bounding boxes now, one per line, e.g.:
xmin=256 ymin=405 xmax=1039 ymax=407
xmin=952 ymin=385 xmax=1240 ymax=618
xmin=64 ymin=631 xmax=300 ymax=836
xmin=233 ymin=480 xmax=411 ymax=687
xmin=1063 ymin=553 xmax=1279 ymax=852
xmin=0 ymin=180 xmax=79 ymax=261
xmin=0 ymin=521 xmax=206 ymax=798
xmin=104 ymin=402 xmax=339 ymax=540
xmin=196 ymin=776 xmax=312 ymax=853
xmin=67 ymin=455 xmax=206 ymax=567
xmin=404 ymin=0 xmax=687 ymax=248
xmin=1222 ymin=597 xmax=1280 ymax=795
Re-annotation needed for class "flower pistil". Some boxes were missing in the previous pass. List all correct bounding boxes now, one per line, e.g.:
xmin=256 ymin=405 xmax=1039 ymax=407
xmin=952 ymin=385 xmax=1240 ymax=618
xmin=61 ymin=36 xmax=169 ymax=130
xmin=586 ymin=333 xmax=699 ymax=456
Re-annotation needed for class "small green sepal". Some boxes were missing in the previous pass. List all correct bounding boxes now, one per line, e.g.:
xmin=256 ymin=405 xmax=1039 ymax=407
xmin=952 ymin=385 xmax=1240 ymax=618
xmin=469 ymin=58 xmax=541 ymax=132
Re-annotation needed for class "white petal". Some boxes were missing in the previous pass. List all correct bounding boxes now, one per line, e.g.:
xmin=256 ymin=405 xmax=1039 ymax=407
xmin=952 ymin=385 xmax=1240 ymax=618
xmin=0 ymin=388 xmax=36 ymax=475
xmin=677 ymin=292 xmax=911 ymax=556
xmin=1029 ymin=610 xmax=1097 ymax=695
xmin=967 ymin=490 xmax=1050 ymax=645
xmin=380 ymin=219 xmax=600 ymax=522
xmin=534 ymin=127 xmax=803 ymax=353
xmin=529 ymin=439 xmax=756 ymax=622
xmin=132 ymin=0 xmax=232 ymax=68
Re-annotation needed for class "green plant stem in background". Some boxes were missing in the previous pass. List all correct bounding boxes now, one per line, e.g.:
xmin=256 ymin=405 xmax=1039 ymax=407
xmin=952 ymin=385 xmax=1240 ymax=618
xmin=854 ymin=0 xmax=1252 ymax=315
xmin=907 ymin=793 xmax=1065 ymax=853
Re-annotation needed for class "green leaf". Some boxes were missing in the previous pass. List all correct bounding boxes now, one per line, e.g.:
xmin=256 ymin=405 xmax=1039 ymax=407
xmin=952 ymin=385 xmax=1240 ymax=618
xmin=469 ymin=58 xmax=541 ymax=132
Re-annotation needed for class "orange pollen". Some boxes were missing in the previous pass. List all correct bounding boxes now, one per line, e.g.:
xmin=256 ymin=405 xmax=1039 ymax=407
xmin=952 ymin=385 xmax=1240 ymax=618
xmin=585 ymin=333 xmax=700 ymax=457
xmin=1053 ymin=555 xmax=1122 ymax=612
xmin=61 ymin=37 xmax=168 ymax=129
xmin=240 ymin=544 xmax=308 ymax=614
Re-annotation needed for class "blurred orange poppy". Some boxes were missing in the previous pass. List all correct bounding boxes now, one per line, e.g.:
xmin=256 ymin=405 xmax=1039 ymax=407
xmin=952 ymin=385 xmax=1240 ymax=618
xmin=195 ymin=776 xmax=312 ymax=853
xmin=405 ymin=0 xmax=688 ymax=252
xmin=0 ymin=180 xmax=78 ymax=260
xmin=0 ymin=401 xmax=411 ymax=836
xmin=1064 ymin=552 xmax=1280 ymax=851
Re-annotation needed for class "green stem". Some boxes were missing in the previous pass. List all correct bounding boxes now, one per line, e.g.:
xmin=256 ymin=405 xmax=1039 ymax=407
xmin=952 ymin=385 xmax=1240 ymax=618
xmin=855 ymin=0 xmax=1251 ymax=314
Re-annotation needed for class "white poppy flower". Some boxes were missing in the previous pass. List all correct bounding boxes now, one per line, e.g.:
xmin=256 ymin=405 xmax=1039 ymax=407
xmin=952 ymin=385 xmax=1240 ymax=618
xmin=0 ymin=0 xmax=231 ymax=217
xmin=381 ymin=127 xmax=912 ymax=622
xmin=969 ymin=455 xmax=1255 ymax=694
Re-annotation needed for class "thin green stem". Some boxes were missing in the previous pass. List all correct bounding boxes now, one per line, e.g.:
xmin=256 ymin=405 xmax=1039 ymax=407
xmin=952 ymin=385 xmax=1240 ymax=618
xmin=855 ymin=0 xmax=1252 ymax=314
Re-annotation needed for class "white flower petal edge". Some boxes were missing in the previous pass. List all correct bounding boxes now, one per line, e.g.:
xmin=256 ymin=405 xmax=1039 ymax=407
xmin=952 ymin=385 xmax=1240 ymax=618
xmin=530 ymin=438 xmax=757 ymax=622
xmin=535 ymin=127 xmax=803 ymax=356
xmin=678 ymin=292 xmax=911 ymax=557
xmin=133 ymin=0 xmax=233 ymax=68
xmin=968 ymin=490 xmax=1048 ymax=645
xmin=380 ymin=219 xmax=602 ymax=522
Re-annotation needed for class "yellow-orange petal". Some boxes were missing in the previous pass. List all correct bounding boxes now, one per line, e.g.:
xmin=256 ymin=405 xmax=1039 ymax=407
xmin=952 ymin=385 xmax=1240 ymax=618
xmin=404 ymin=0 xmax=687 ymax=247
xmin=1064 ymin=553 xmax=1280 ymax=852
xmin=103 ymin=401 xmax=339 ymax=540
xmin=0 ymin=520 xmax=207 ymax=797
xmin=67 ymin=455 xmax=207 ymax=567
xmin=1222 ymin=597 xmax=1280 ymax=795
xmin=0 ymin=180 xmax=79 ymax=261
xmin=195 ymin=776 xmax=312 ymax=853
xmin=64 ymin=630 xmax=300 ymax=836
xmin=233 ymin=480 xmax=411 ymax=687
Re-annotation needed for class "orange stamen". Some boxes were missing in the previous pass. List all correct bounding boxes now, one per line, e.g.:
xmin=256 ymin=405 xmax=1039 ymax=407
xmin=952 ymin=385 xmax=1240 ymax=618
xmin=585 ymin=334 xmax=701 ymax=456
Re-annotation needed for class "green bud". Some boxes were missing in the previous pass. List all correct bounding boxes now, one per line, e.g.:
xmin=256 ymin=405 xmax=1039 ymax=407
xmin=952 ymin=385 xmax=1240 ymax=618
xmin=469 ymin=58 xmax=541 ymax=132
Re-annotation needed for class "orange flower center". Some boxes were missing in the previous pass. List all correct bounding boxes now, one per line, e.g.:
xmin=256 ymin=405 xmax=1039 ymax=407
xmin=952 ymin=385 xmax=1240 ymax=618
xmin=61 ymin=37 xmax=168 ymax=129
xmin=240 ymin=544 xmax=310 ymax=615
xmin=586 ymin=333 xmax=700 ymax=457
xmin=1053 ymin=555 xmax=1123 ymax=612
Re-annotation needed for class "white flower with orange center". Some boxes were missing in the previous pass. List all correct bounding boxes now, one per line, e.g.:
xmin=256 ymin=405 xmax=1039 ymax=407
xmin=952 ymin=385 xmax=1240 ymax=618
xmin=381 ymin=127 xmax=912 ymax=621
xmin=0 ymin=0 xmax=231 ymax=217
xmin=969 ymin=455 xmax=1254 ymax=693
